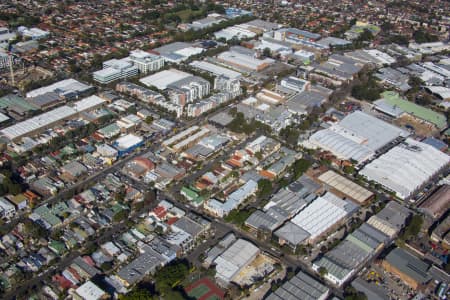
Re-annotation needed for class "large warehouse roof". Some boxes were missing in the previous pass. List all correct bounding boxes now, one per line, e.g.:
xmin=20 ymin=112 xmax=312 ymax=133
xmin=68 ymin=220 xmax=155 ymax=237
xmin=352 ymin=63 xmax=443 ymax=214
xmin=266 ymin=271 xmax=329 ymax=300
xmin=26 ymin=79 xmax=92 ymax=98
xmin=214 ymin=239 xmax=259 ymax=283
xmin=309 ymin=111 xmax=408 ymax=163
xmin=0 ymin=96 xmax=105 ymax=141
xmin=291 ymin=192 xmax=357 ymax=240
xmin=318 ymin=170 xmax=374 ymax=204
xmin=360 ymin=138 xmax=450 ymax=200
xmin=190 ymin=60 xmax=242 ymax=79
xmin=139 ymin=69 xmax=192 ymax=90
xmin=217 ymin=50 xmax=274 ymax=71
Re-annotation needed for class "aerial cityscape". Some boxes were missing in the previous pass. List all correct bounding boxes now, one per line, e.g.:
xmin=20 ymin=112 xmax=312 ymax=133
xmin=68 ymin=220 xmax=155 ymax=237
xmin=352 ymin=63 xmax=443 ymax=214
xmin=0 ymin=0 xmax=449 ymax=300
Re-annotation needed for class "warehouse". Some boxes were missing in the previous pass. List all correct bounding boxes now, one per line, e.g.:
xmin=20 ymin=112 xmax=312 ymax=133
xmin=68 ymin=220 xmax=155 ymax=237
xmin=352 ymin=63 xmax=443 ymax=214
xmin=318 ymin=170 xmax=374 ymax=204
xmin=171 ymin=128 xmax=210 ymax=152
xmin=153 ymin=42 xmax=204 ymax=63
xmin=360 ymin=138 xmax=450 ymax=200
xmin=214 ymin=239 xmax=260 ymax=286
xmin=274 ymin=221 xmax=311 ymax=251
xmin=382 ymin=248 xmax=431 ymax=290
xmin=264 ymin=174 xmax=321 ymax=217
xmin=26 ymin=78 xmax=93 ymax=99
xmin=113 ymin=134 xmax=144 ymax=157
xmin=189 ymin=60 xmax=242 ymax=79
xmin=374 ymin=91 xmax=447 ymax=130
xmin=0 ymin=95 xmax=105 ymax=141
xmin=307 ymin=111 xmax=409 ymax=163
xmin=367 ymin=201 xmax=411 ymax=239
xmin=313 ymin=223 xmax=388 ymax=286
xmin=245 ymin=207 xmax=288 ymax=232
xmin=162 ymin=126 xmax=199 ymax=147
xmin=217 ymin=49 xmax=274 ymax=72
xmin=214 ymin=24 xmax=257 ymax=41
xmin=290 ymin=192 xmax=358 ymax=242
xmin=418 ymin=185 xmax=450 ymax=220
xmin=139 ymin=69 xmax=192 ymax=90
xmin=266 ymin=271 xmax=329 ymax=300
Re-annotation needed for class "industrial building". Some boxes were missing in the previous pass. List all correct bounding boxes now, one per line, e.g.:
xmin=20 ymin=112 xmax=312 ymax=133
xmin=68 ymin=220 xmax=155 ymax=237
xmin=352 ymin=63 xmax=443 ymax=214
xmin=214 ymin=239 xmax=260 ymax=286
xmin=266 ymin=271 xmax=329 ymax=300
xmin=373 ymin=91 xmax=447 ymax=130
xmin=0 ymin=95 xmax=106 ymax=141
xmin=318 ymin=170 xmax=374 ymax=204
xmin=214 ymin=24 xmax=257 ymax=41
xmin=153 ymin=42 xmax=204 ymax=63
xmin=313 ymin=223 xmax=388 ymax=286
xmin=139 ymin=69 xmax=192 ymax=90
xmin=26 ymin=79 xmax=93 ymax=99
xmin=366 ymin=201 xmax=411 ymax=239
xmin=418 ymin=185 xmax=450 ymax=220
xmin=382 ymin=248 xmax=431 ymax=290
xmin=307 ymin=111 xmax=409 ymax=164
xmin=190 ymin=60 xmax=242 ymax=79
xmin=116 ymin=245 xmax=166 ymax=287
xmin=217 ymin=48 xmax=274 ymax=72
xmin=113 ymin=134 xmax=144 ymax=157
xmin=360 ymin=138 xmax=450 ymax=200
xmin=290 ymin=192 xmax=358 ymax=243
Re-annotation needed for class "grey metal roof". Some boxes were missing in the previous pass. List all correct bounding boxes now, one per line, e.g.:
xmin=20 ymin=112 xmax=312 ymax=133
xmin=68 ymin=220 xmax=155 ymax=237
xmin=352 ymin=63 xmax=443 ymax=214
xmin=374 ymin=201 xmax=411 ymax=230
xmin=173 ymin=216 xmax=204 ymax=238
xmin=385 ymin=248 xmax=431 ymax=284
xmin=352 ymin=277 xmax=389 ymax=300
xmin=245 ymin=210 xmax=281 ymax=232
xmin=274 ymin=221 xmax=310 ymax=245
xmin=268 ymin=271 xmax=329 ymax=300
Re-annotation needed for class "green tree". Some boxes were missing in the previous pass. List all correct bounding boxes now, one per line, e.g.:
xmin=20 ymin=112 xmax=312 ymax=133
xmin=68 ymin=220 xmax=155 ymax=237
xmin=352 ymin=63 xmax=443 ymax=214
xmin=291 ymin=159 xmax=311 ymax=180
xmin=154 ymin=260 xmax=190 ymax=294
xmin=258 ymin=179 xmax=273 ymax=198
xmin=119 ymin=287 xmax=156 ymax=300
xmin=318 ymin=266 xmax=328 ymax=277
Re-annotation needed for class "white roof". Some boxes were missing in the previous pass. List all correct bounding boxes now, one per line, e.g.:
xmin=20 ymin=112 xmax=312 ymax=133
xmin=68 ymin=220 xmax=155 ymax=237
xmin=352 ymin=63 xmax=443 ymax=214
xmin=174 ymin=46 xmax=204 ymax=58
xmin=360 ymin=138 xmax=450 ymax=200
xmin=26 ymin=79 xmax=91 ymax=98
xmin=218 ymin=50 xmax=274 ymax=71
xmin=114 ymin=134 xmax=143 ymax=150
xmin=364 ymin=49 xmax=396 ymax=65
xmin=214 ymin=239 xmax=259 ymax=282
xmin=214 ymin=25 xmax=257 ymax=41
xmin=1 ymin=106 xmax=76 ymax=140
xmin=0 ymin=95 xmax=105 ymax=140
xmin=427 ymin=86 xmax=450 ymax=99
xmin=139 ymin=69 xmax=192 ymax=90
xmin=75 ymin=281 xmax=106 ymax=300
xmin=291 ymin=192 xmax=357 ymax=240
xmin=93 ymin=67 xmax=120 ymax=77
xmin=0 ymin=111 xmax=10 ymax=123
xmin=190 ymin=60 xmax=242 ymax=79
xmin=309 ymin=111 xmax=409 ymax=163
xmin=73 ymin=95 xmax=106 ymax=111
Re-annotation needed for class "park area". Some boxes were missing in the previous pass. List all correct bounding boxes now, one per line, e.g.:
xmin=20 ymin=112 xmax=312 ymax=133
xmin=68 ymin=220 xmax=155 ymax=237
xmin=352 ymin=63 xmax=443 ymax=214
xmin=185 ymin=277 xmax=225 ymax=300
